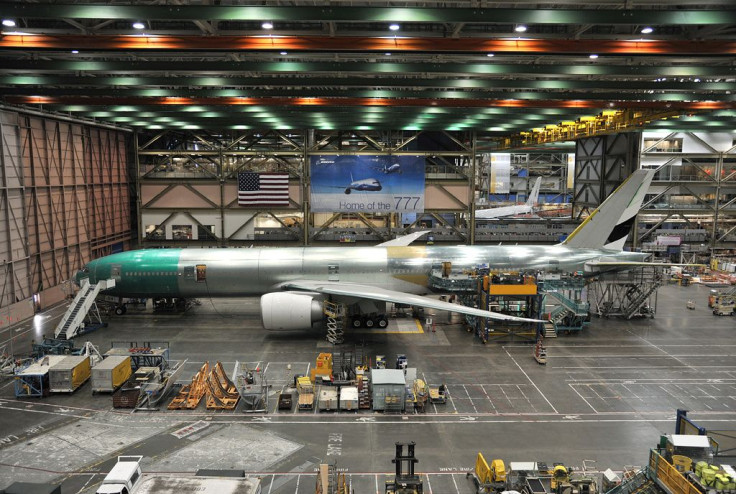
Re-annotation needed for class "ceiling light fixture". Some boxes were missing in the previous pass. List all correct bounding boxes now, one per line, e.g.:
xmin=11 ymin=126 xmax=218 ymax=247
xmin=280 ymin=51 xmax=287 ymax=55
xmin=2 ymin=19 xmax=16 ymax=27
xmin=262 ymin=21 xmax=273 ymax=30
xmin=487 ymin=53 xmax=495 ymax=57
xmin=641 ymin=26 xmax=654 ymax=34
xmin=71 ymin=50 xmax=79 ymax=54
xmin=132 ymin=21 xmax=145 ymax=30
xmin=514 ymin=25 xmax=527 ymax=33
xmin=389 ymin=23 xmax=400 ymax=31
xmin=385 ymin=52 xmax=392 ymax=56
xmin=589 ymin=54 xmax=599 ymax=59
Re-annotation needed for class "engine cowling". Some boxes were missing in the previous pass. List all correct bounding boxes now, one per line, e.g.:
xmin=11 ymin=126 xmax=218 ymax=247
xmin=260 ymin=292 xmax=324 ymax=330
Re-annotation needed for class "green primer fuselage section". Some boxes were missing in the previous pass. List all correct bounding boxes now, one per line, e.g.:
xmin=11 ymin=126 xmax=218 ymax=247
xmin=88 ymin=249 xmax=182 ymax=297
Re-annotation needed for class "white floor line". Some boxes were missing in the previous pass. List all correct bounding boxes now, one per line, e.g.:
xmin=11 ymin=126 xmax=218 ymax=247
xmin=463 ymin=385 xmax=478 ymax=414
xmin=451 ymin=473 xmax=461 ymax=494
xmin=569 ymin=383 xmax=599 ymax=413
xmin=480 ymin=384 xmax=497 ymax=414
xmin=503 ymin=346 xmax=558 ymax=414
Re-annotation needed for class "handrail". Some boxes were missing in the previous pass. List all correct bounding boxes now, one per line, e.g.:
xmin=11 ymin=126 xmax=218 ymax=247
xmin=648 ymin=450 xmax=701 ymax=494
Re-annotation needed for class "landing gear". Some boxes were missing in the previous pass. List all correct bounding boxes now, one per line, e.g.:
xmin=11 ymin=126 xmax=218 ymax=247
xmin=349 ymin=314 xmax=389 ymax=329
xmin=114 ymin=305 xmax=127 ymax=316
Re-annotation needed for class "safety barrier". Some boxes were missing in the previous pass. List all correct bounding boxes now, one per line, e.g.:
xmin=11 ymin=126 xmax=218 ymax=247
xmin=648 ymin=450 xmax=701 ymax=494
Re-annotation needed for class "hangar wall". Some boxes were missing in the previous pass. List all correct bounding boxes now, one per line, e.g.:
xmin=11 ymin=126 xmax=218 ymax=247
xmin=0 ymin=108 xmax=133 ymax=324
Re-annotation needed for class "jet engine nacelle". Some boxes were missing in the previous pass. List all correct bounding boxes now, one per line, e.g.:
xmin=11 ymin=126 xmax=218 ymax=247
xmin=260 ymin=292 xmax=325 ymax=330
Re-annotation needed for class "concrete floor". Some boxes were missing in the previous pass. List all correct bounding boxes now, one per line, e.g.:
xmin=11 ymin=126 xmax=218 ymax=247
xmin=0 ymin=282 xmax=734 ymax=493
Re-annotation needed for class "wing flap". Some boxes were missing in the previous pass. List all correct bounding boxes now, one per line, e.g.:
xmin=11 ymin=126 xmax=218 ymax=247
xmin=280 ymin=280 xmax=545 ymax=323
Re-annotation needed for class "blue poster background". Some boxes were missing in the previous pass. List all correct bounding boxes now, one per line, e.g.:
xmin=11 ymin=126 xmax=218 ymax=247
xmin=310 ymin=155 xmax=425 ymax=213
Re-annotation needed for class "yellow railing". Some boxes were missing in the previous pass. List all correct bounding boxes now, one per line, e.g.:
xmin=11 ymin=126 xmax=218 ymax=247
xmin=648 ymin=450 xmax=701 ymax=494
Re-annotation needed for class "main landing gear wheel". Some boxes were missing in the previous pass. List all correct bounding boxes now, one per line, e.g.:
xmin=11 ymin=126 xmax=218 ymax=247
xmin=365 ymin=318 xmax=375 ymax=328
xmin=377 ymin=317 xmax=388 ymax=329
xmin=351 ymin=316 xmax=362 ymax=328
xmin=114 ymin=305 xmax=127 ymax=315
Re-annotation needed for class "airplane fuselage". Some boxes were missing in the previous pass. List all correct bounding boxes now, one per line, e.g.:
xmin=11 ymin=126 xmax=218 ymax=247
xmin=77 ymin=245 xmax=648 ymax=299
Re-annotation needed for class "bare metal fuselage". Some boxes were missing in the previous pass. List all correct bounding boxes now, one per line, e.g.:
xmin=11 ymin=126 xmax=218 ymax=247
xmin=81 ymin=245 xmax=647 ymax=299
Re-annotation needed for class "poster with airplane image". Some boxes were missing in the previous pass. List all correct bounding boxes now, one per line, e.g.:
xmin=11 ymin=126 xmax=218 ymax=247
xmin=310 ymin=155 xmax=425 ymax=212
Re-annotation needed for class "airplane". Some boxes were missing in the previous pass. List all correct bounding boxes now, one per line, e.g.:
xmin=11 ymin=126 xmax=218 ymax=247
xmin=475 ymin=176 xmax=542 ymax=220
xmin=373 ymin=163 xmax=402 ymax=174
xmin=76 ymin=169 xmax=657 ymax=331
xmin=330 ymin=177 xmax=383 ymax=194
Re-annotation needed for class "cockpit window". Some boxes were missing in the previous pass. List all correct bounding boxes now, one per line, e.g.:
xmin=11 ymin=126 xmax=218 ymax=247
xmin=82 ymin=267 xmax=89 ymax=273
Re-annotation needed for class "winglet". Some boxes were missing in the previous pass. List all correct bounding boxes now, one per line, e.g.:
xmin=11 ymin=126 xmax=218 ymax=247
xmin=562 ymin=169 xmax=654 ymax=250
xmin=377 ymin=231 xmax=430 ymax=247
xmin=525 ymin=177 xmax=542 ymax=207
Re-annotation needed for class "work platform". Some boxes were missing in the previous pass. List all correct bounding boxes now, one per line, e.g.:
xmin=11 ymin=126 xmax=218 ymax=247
xmin=588 ymin=266 xmax=664 ymax=319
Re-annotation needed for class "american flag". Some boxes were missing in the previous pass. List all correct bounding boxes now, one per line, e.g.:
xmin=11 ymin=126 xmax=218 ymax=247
xmin=238 ymin=172 xmax=290 ymax=206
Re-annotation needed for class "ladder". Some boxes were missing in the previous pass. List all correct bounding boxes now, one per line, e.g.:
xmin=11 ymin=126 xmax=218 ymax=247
xmin=324 ymin=301 xmax=346 ymax=345
xmin=54 ymin=278 xmax=116 ymax=340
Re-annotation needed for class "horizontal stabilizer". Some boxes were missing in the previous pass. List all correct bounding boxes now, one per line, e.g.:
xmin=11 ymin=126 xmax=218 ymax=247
xmin=281 ymin=280 xmax=545 ymax=323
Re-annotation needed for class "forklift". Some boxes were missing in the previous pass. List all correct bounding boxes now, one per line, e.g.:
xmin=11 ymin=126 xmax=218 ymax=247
xmin=385 ymin=442 xmax=423 ymax=494
xmin=467 ymin=453 xmax=506 ymax=493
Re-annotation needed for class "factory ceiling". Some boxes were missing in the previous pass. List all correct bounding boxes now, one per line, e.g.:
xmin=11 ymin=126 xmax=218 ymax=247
xmin=0 ymin=1 xmax=735 ymax=139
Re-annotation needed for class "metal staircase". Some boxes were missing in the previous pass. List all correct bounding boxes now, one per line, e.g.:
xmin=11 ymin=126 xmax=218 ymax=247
xmin=54 ymin=278 xmax=115 ymax=340
xmin=543 ymin=321 xmax=557 ymax=338
xmin=622 ymin=283 xmax=661 ymax=319
xmin=545 ymin=291 xmax=589 ymax=333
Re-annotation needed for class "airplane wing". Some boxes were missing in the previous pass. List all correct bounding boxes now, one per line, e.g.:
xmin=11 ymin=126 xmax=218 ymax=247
xmin=586 ymin=261 xmax=706 ymax=267
xmin=376 ymin=231 xmax=430 ymax=247
xmin=279 ymin=280 xmax=545 ymax=323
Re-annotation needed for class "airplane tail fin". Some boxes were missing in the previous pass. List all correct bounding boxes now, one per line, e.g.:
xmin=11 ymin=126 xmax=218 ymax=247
xmin=525 ymin=177 xmax=542 ymax=207
xmin=562 ymin=169 xmax=654 ymax=251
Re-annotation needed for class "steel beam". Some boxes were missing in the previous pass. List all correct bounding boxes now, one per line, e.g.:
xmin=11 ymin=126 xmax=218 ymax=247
xmin=2 ymin=5 xmax=733 ymax=25
xmin=3 ymin=35 xmax=736 ymax=54
xmin=4 ymin=60 xmax=735 ymax=78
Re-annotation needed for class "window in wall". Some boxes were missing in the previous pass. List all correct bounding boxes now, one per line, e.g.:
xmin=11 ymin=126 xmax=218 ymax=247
xmin=145 ymin=224 xmax=165 ymax=240
xmin=197 ymin=225 xmax=217 ymax=240
xmin=643 ymin=138 xmax=683 ymax=153
xmin=172 ymin=225 xmax=192 ymax=240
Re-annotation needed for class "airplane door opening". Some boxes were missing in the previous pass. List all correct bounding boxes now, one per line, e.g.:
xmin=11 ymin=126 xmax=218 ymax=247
xmin=328 ymin=264 xmax=339 ymax=281
xmin=196 ymin=264 xmax=207 ymax=282
xmin=110 ymin=264 xmax=121 ymax=281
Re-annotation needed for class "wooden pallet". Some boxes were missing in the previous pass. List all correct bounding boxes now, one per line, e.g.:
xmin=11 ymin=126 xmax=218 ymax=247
xmin=206 ymin=362 xmax=240 ymax=410
xmin=168 ymin=362 xmax=210 ymax=410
